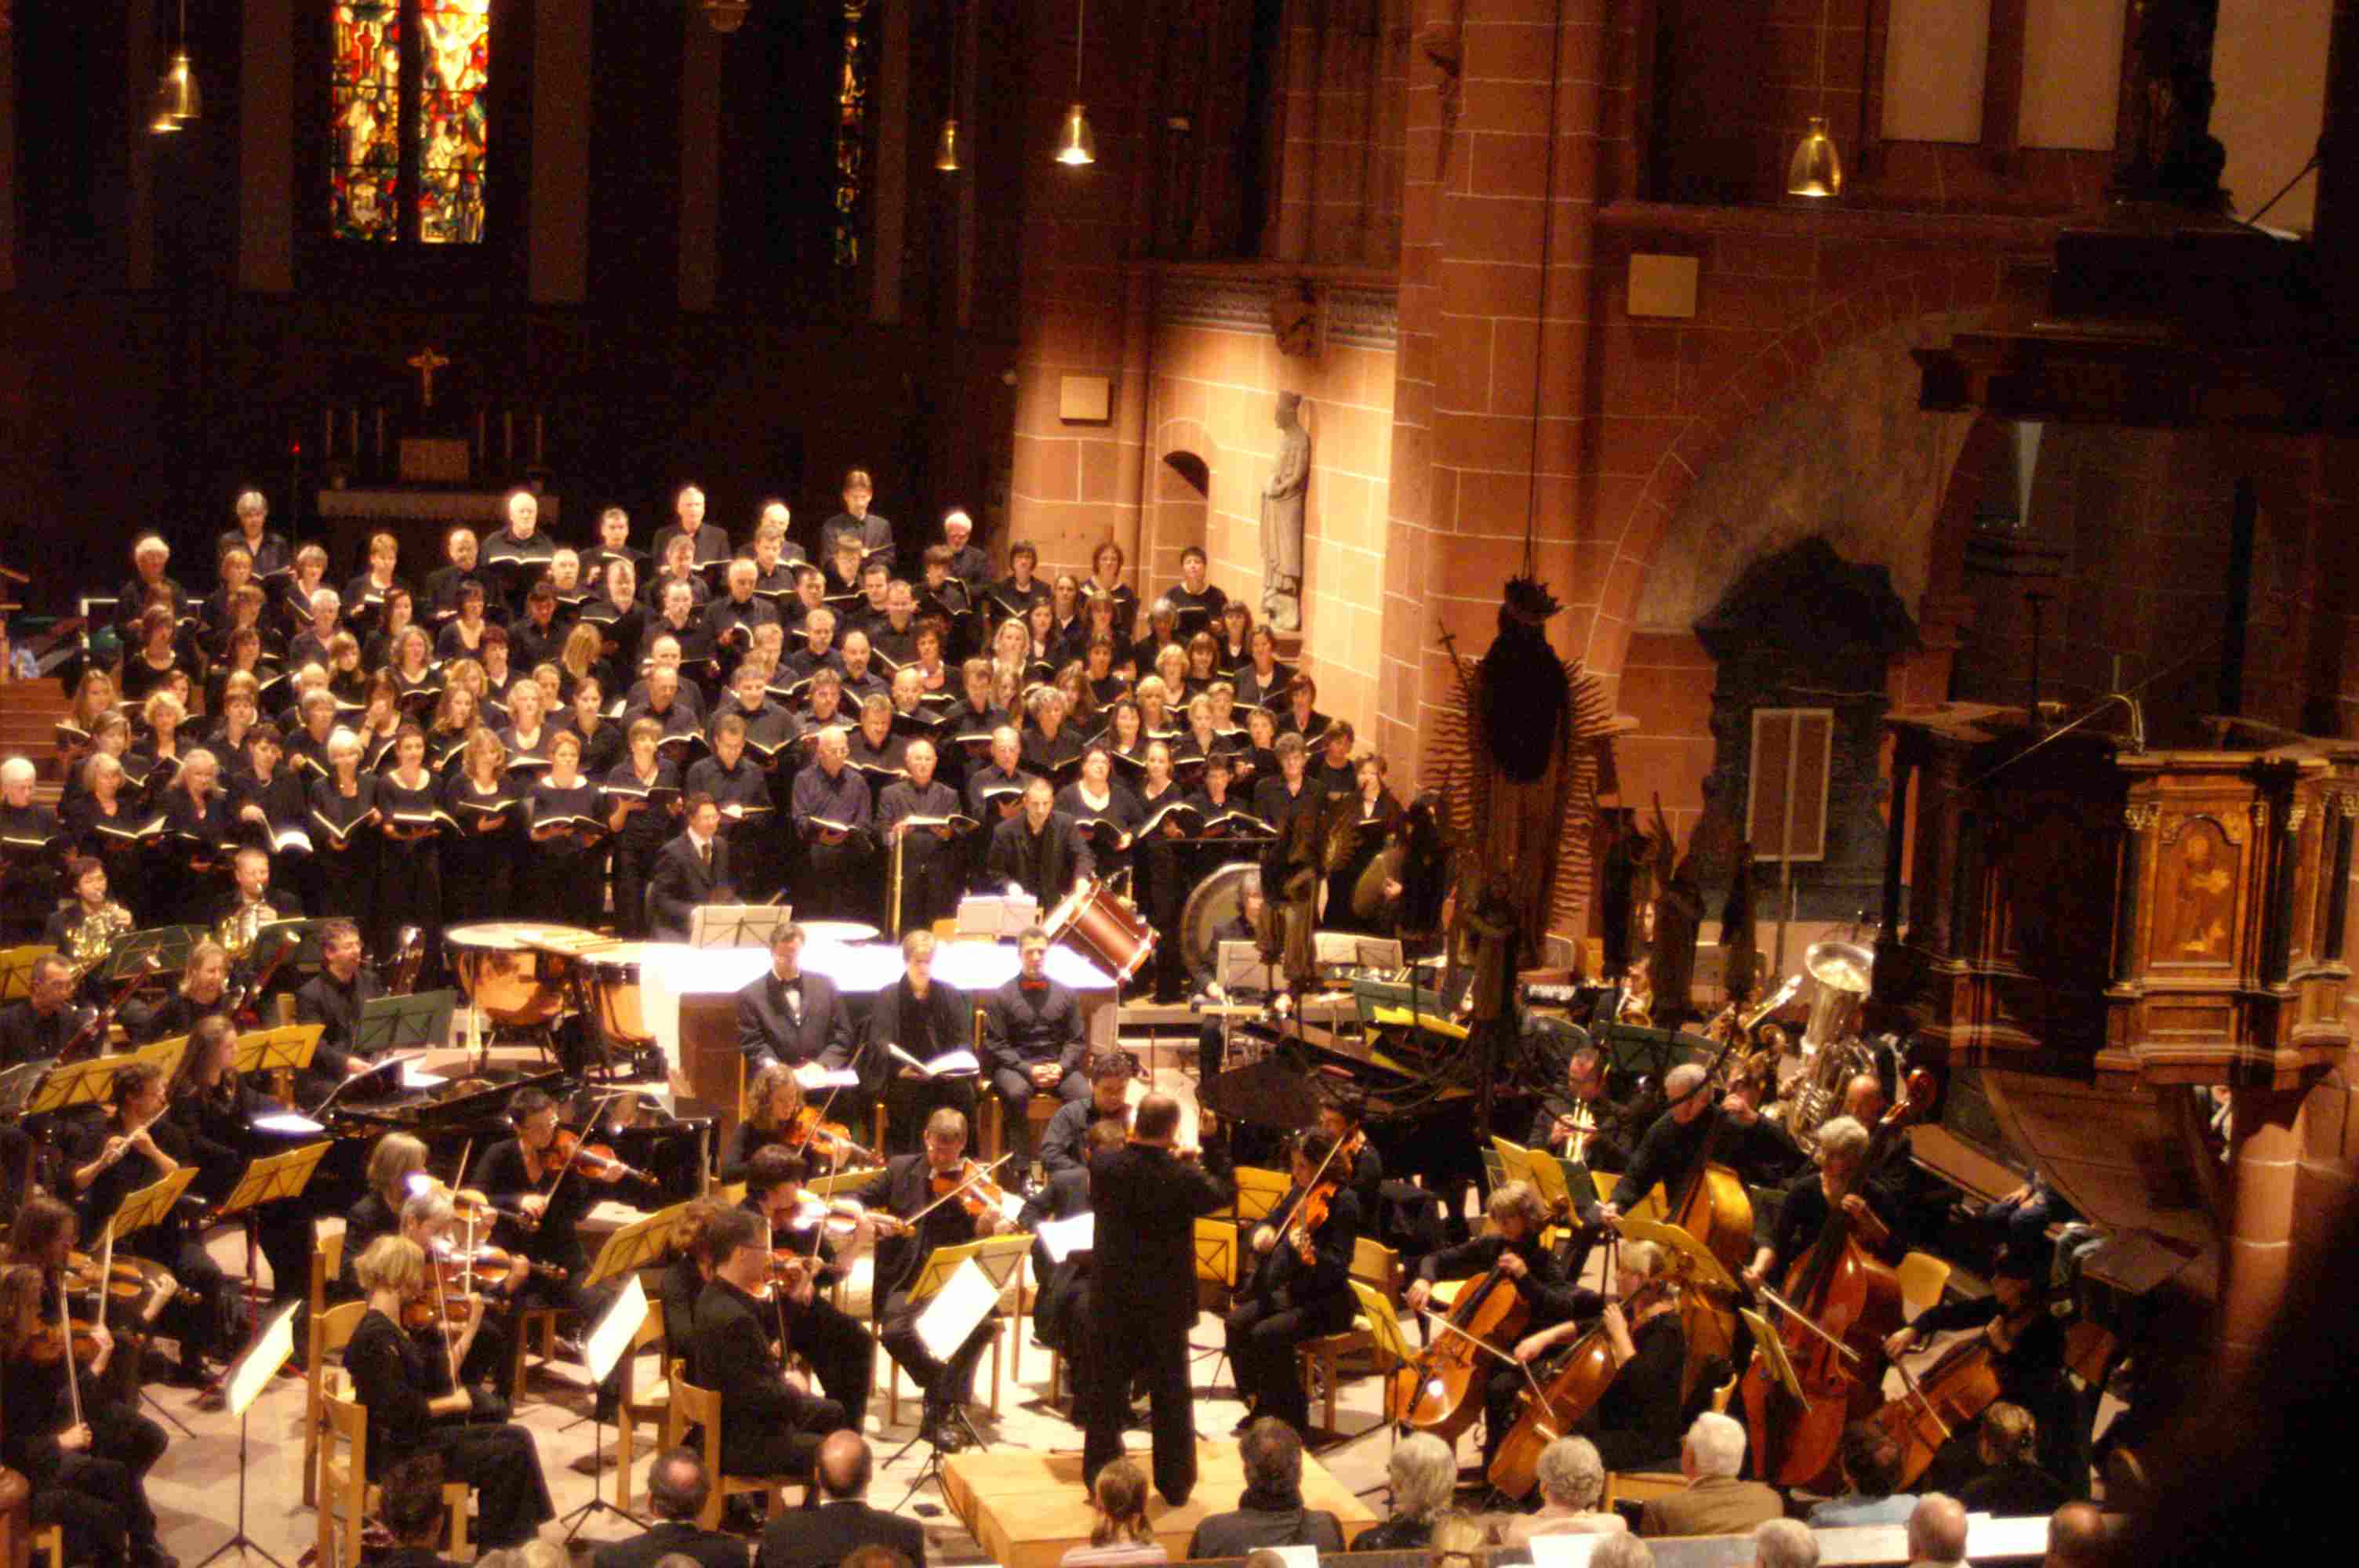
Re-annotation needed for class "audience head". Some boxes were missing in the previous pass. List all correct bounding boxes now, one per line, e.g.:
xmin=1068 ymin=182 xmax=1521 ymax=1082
xmin=1426 ymin=1512 xmax=1491 ymax=1568
xmin=816 ymin=1429 xmax=874 ymax=1501
xmin=1240 ymin=1415 xmax=1305 ymax=1497
xmin=646 ymin=1447 xmax=711 ymax=1523
xmin=1683 ymin=1412 xmax=1747 ymax=1482
xmin=2044 ymin=1502 xmax=2110 ymax=1568
xmin=378 ymin=1455 xmax=449 ymax=1544
xmin=1837 ymin=1419 xmax=1903 ymax=1499
xmin=1906 ymin=1495 xmax=1968 ymax=1567
xmin=1589 ymin=1538 xmax=1653 ymax=1568
xmin=1088 ymin=1457 xmax=1153 ymax=1547
xmin=840 ymin=1552 xmax=911 ymax=1568
xmin=1753 ymin=1519 xmax=1818 ymax=1568
xmin=1387 ymin=1432 xmax=1458 ymax=1524
xmin=1979 ymin=1401 xmax=2037 ymax=1467
xmin=1533 ymin=1435 xmax=1605 ymax=1513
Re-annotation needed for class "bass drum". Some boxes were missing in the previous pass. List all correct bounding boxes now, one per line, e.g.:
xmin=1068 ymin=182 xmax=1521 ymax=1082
xmin=1177 ymin=861 xmax=1266 ymax=985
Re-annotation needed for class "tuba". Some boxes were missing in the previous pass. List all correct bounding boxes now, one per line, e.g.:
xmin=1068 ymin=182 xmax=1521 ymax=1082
xmin=63 ymin=903 xmax=134 ymax=982
xmin=1786 ymin=938 xmax=1876 ymax=1157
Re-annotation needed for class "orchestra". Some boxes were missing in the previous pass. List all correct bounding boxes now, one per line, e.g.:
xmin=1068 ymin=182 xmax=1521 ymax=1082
xmin=0 ymin=488 xmax=2131 ymax=1560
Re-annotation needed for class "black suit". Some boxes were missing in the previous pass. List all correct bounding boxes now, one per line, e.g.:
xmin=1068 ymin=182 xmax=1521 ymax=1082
xmin=757 ymin=1498 xmax=923 ymax=1568
xmin=733 ymin=967 xmax=853 ymax=1071
xmin=689 ymin=1277 xmax=844 ymax=1479
xmin=592 ymin=1519 xmax=746 ymax=1568
xmin=1017 ymin=1166 xmax=1092 ymax=1357
xmin=850 ymin=1155 xmax=1000 ymax=1417
xmin=647 ymin=831 xmax=733 ymax=939
xmin=1082 ymin=1138 xmax=1234 ymax=1504
xmin=867 ymin=975 xmax=977 ymax=1152
xmin=294 ymin=967 xmax=387 ymax=1087
xmin=984 ymin=810 xmax=1092 ymax=906
xmin=0 ymin=1000 xmax=83 ymax=1069
xmin=980 ymin=975 xmax=1090 ymax=1161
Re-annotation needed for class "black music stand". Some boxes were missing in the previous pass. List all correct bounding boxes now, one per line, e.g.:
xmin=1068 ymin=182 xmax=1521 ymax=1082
xmin=216 ymin=1140 xmax=330 ymax=1313
xmin=555 ymin=1272 xmax=655 ymax=1540
xmin=101 ymin=924 xmax=206 ymax=983
xmin=689 ymin=905 xmax=794 ymax=949
xmin=354 ymin=988 xmax=458 ymax=1054
xmin=190 ymin=1298 xmax=302 ymax=1568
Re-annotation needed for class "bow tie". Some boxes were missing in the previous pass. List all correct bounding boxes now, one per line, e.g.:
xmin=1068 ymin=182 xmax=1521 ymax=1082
xmin=1020 ymin=978 xmax=1048 ymax=993
xmin=776 ymin=975 xmax=801 ymax=989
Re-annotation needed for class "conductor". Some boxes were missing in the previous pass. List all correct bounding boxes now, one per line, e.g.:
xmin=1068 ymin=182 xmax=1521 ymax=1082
xmin=1082 ymin=1093 xmax=1233 ymax=1505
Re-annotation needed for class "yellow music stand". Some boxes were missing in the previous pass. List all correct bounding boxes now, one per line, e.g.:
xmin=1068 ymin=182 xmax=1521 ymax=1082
xmin=0 ymin=944 xmax=56 ymax=1002
xmin=583 ymin=1199 xmax=687 ymax=1291
xmin=1620 ymin=1215 xmax=1740 ymax=1297
xmin=111 ymin=1167 xmax=198 ymax=1244
xmin=219 ymin=1140 xmax=330 ymax=1226
xmin=1739 ymin=1305 xmax=1806 ymax=1403
xmin=1234 ymin=1165 xmax=1290 ymax=1223
xmin=232 ymin=1023 xmax=322 ymax=1107
xmin=807 ymin=1167 xmax=884 ymax=1199
xmin=129 ymin=1033 xmax=191 ymax=1083
xmin=22 ymin=1055 xmax=124 ymax=1117
xmin=1193 ymin=1216 xmax=1238 ymax=1290
xmin=906 ymin=1231 xmax=1031 ymax=1304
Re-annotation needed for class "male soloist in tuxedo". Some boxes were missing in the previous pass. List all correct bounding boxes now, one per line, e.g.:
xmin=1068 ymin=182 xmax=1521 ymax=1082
xmin=735 ymin=923 xmax=854 ymax=1074
xmin=648 ymin=794 xmax=734 ymax=939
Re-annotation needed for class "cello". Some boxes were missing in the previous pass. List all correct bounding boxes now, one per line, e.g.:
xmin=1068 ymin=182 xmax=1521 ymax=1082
xmin=1868 ymin=1282 xmax=2048 ymax=1487
xmin=1660 ymin=975 xmax=1798 ymax=1276
xmin=1736 ymin=1068 xmax=1933 ymax=1490
xmin=1486 ymin=1250 xmax=1679 ymax=1500
xmin=1390 ymin=1229 xmax=1537 ymax=1446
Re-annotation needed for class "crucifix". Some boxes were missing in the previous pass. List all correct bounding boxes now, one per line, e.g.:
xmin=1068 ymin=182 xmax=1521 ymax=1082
xmin=406 ymin=346 xmax=453 ymax=408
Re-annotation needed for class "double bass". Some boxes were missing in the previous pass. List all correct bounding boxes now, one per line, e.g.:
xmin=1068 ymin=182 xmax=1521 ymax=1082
xmin=1661 ymin=975 xmax=1800 ymax=1276
xmin=1736 ymin=1068 xmax=1933 ymax=1490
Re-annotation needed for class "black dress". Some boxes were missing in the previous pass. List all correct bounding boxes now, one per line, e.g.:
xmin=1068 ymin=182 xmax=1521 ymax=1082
xmin=343 ymin=1308 xmax=554 ymax=1550
xmin=601 ymin=758 xmax=681 ymax=939
xmin=440 ymin=773 xmax=522 ymax=922
xmin=1132 ymin=777 xmax=1191 ymax=1000
xmin=158 ymin=786 xmax=238 ymax=927
xmin=525 ymin=776 xmax=605 ymax=931
xmin=374 ymin=769 xmax=447 ymax=971
xmin=1 ymin=1326 xmax=169 ymax=1568
xmin=60 ymin=794 xmax=154 ymax=925
xmin=309 ymin=775 xmax=381 ymax=928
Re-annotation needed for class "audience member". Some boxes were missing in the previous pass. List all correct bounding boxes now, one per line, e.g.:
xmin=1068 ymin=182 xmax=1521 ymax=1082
xmin=1589 ymin=1539 xmax=1654 ymax=1568
xmin=839 ymin=1551 xmax=914 ymax=1568
xmin=1807 ymin=1421 xmax=1917 ymax=1527
xmin=1183 ymin=1418 xmax=1346 ymax=1558
xmin=1503 ymin=1436 xmax=1626 ymax=1548
xmin=1637 ymin=1414 xmax=1783 ymax=1537
xmin=2042 ymin=1501 xmax=2110 ymax=1568
xmin=1906 ymin=1495 xmax=1969 ymax=1568
xmin=1424 ymin=1513 xmax=1489 ymax=1568
xmin=1354 ymin=1433 xmax=1456 ymax=1550
xmin=379 ymin=1456 xmax=463 ymax=1568
xmin=1958 ymin=1403 xmax=2067 ymax=1517
xmin=1752 ymin=1519 xmax=1819 ymax=1568
xmin=592 ymin=1449 xmax=745 ymax=1568
xmin=759 ymin=1432 xmax=923 ymax=1568
xmin=1059 ymin=1458 xmax=1168 ymax=1568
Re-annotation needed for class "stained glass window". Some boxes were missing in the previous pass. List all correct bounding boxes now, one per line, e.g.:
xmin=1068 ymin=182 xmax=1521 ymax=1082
xmin=834 ymin=0 xmax=874 ymax=270
xmin=330 ymin=2 xmax=401 ymax=241
xmin=329 ymin=0 xmax=489 ymax=246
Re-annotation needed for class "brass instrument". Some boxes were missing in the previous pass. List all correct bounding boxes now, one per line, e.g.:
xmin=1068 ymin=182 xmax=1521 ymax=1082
xmin=383 ymin=926 xmax=427 ymax=995
xmin=887 ymin=817 xmax=907 ymax=937
xmin=216 ymin=898 xmax=280 ymax=962
xmin=63 ymin=903 xmax=134 ymax=982
xmin=1786 ymin=938 xmax=1876 ymax=1157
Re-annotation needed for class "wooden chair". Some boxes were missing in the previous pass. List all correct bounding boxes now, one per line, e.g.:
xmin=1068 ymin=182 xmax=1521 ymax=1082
xmin=510 ymin=1303 xmax=565 ymax=1404
xmin=1898 ymin=1250 xmax=1953 ymax=1319
xmin=33 ymin=1525 xmax=61 ymax=1568
xmin=612 ymin=1300 xmax=671 ymax=1510
xmin=1299 ymin=1265 xmax=1416 ymax=1439
xmin=664 ymin=1360 xmax=801 ymax=1530
xmin=304 ymin=1298 xmax=366 ymax=1509
xmin=317 ymin=1380 xmax=472 ymax=1568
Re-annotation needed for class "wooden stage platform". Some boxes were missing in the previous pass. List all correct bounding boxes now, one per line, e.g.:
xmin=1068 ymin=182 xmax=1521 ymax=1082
xmin=940 ymin=1442 xmax=1379 ymax=1568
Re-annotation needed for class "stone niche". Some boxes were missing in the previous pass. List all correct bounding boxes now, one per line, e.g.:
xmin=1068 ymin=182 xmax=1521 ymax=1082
xmin=1692 ymin=536 xmax=1919 ymax=920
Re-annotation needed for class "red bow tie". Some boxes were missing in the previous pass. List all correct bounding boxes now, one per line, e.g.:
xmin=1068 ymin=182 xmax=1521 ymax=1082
xmin=1020 ymin=978 xmax=1048 ymax=993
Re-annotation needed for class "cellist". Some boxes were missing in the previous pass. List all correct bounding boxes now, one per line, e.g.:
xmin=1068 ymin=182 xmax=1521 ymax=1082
xmin=1402 ymin=1181 xmax=1593 ymax=1475
xmin=1505 ymin=1239 xmax=1688 ymax=1472
xmin=1882 ymin=1249 xmax=2076 ymax=1492
xmin=1224 ymin=1129 xmax=1362 ymax=1438
xmin=1741 ymin=1116 xmax=1903 ymax=1295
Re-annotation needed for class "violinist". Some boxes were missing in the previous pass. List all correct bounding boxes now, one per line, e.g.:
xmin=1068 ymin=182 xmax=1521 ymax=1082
xmin=346 ymin=1236 xmax=556 ymax=1550
xmin=1314 ymin=1097 xmax=1383 ymax=1214
xmin=0 ymin=951 xmax=87 ymax=1069
xmin=1021 ymin=1116 xmax=1127 ymax=1367
xmin=1743 ymin=1116 xmax=1900 ymax=1294
xmin=689 ymin=1206 xmax=849 ymax=1479
xmin=1402 ymin=1181 xmax=1594 ymax=1475
xmin=740 ymin=1145 xmax=877 ymax=1434
xmin=64 ymin=1060 xmax=231 ymax=1397
xmin=0 ymin=1261 xmax=174 ymax=1568
xmin=849 ymin=1106 xmax=1016 ymax=1451
xmin=871 ymin=928 xmax=980 ymax=1155
xmin=166 ymin=1016 xmax=318 ymax=1363
xmin=399 ymin=1184 xmax=519 ymax=1411
xmin=1508 ymin=1240 xmax=1688 ymax=1472
xmin=1225 ymin=1129 xmax=1362 ymax=1438
xmin=724 ymin=1062 xmax=822 ymax=1181
xmin=658 ymin=1196 xmax=733 ymax=1370
xmin=340 ymin=1131 xmax=429 ymax=1297
xmin=1882 ymin=1249 xmax=2076 ymax=1493
xmin=1038 ymin=1051 xmax=1133 ymax=1177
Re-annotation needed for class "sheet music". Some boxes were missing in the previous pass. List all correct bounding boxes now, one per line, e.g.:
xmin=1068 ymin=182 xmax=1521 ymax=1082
xmin=914 ymin=1257 xmax=1000 ymax=1364
xmin=251 ymin=1112 xmax=325 ymax=1136
xmin=1267 ymin=1548 xmax=1321 ymax=1568
xmin=1527 ymin=1537 xmax=1605 ymax=1568
xmin=1035 ymin=1210 xmax=1094 ymax=1264
xmin=794 ymin=1063 xmax=860 ymax=1091
xmin=584 ymin=1272 xmax=648 ymax=1385
xmin=887 ymin=1044 xmax=980 ymax=1079
xmin=226 ymin=1299 xmax=300 ymax=1418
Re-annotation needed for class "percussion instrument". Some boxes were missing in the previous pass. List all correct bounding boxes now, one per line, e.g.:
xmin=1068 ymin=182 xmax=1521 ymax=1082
xmin=1045 ymin=877 xmax=1157 ymax=982
xmin=798 ymin=920 xmax=881 ymax=947
xmin=445 ymin=921 xmax=602 ymax=1028
xmin=583 ymin=942 xmax=663 ymax=1044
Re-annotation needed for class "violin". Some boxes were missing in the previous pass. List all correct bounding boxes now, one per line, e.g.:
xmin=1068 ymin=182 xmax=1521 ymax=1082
xmin=783 ymin=1106 xmax=879 ymax=1168
xmin=1488 ymin=1269 xmax=1679 ymax=1500
xmin=24 ymin=1319 xmax=107 ymax=1367
xmin=929 ymin=1158 xmax=1011 ymax=1223
xmin=786 ymin=1195 xmax=869 ymax=1241
xmin=543 ymin=1127 xmax=652 ymax=1185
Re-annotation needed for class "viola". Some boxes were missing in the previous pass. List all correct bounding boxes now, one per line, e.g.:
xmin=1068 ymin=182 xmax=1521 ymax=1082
xmin=1738 ymin=1068 xmax=1935 ymax=1490
xmin=1488 ymin=1271 xmax=1679 ymax=1500
xmin=1390 ymin=1253 xmax=1533 ymax=1445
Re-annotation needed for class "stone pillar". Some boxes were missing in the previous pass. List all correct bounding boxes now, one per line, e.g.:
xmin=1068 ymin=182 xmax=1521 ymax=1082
xmin=2222 ymin=1086 xmax=2306 ymax=1372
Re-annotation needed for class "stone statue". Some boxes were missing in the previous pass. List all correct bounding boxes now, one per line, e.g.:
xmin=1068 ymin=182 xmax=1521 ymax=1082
xmin=1262 ymin=391 xmax=1310 ymax=632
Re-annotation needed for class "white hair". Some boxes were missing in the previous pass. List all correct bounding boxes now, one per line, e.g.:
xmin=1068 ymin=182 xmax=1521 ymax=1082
xmin=134 ymin=535 xmax=170 ymax=561
xmin=325 ymin=728 xmax=363 ymax=760
xmin=1815 ymin=1115 xmax=1869 ymax=1166
xmin=1685 ymin=1412 xmax=1747 ymax=1479
xmin=311 ymin=588 xmax=340 ymax=615
xmin=0 ymin=757 xmax=34 ymax=787
xmin=1534 ymin=1436 xmax=1604 ymax=1511
xmin=1667 ymin=1062 xmax=1707 ymax=1098
xmin=1386 ymin=1432 xmax=1456 ymax=1523
xmin=1590 ymin=1537 xmax=1654 ymax=1568
xmin=1754 ymin=1519 xmax=1818 ymax=1568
